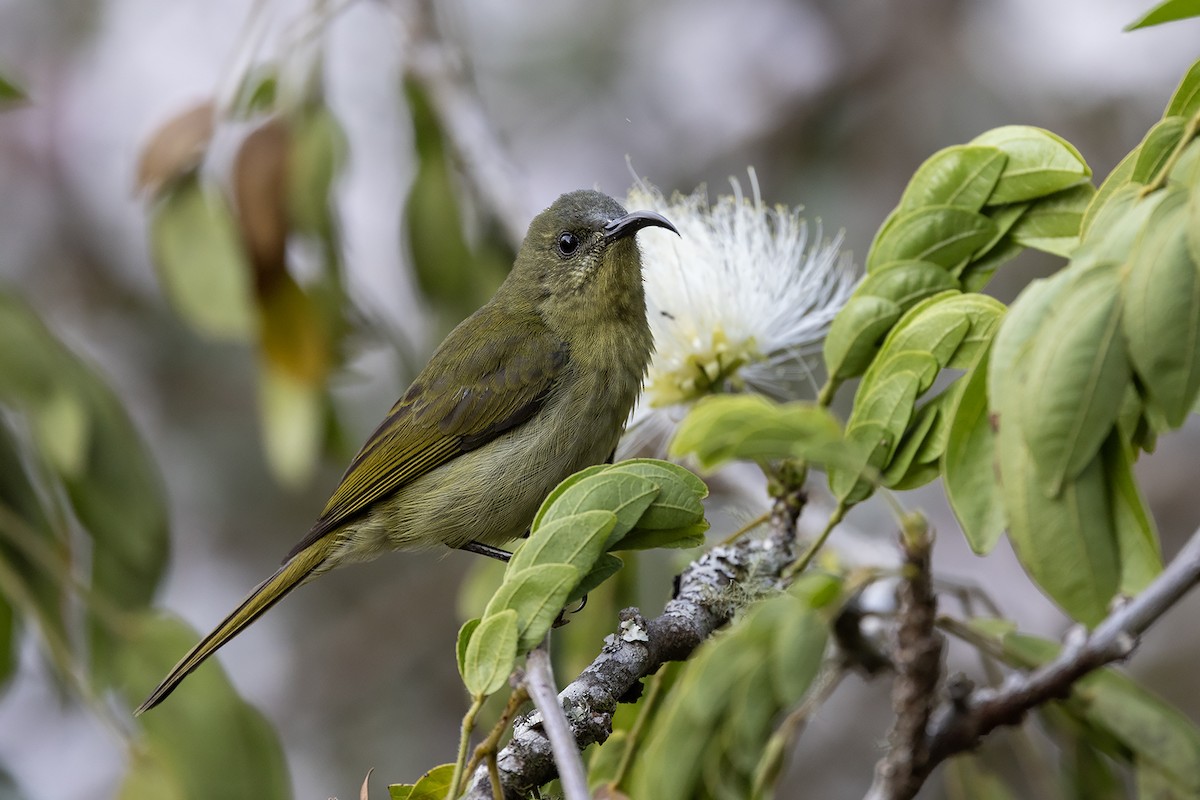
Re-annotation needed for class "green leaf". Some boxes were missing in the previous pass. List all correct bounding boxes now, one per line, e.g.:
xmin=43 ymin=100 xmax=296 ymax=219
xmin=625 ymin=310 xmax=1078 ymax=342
xmin=910 ymin=377 xmax=969 ymax=468
xmin=860 ymin=350 xmax=941 ymax=401
xmin=0 ymin=415 xmax=69 ymax=680
xmin=1009 ymin=183 xmax=1095 ymax=257
xmin=149 ymin=175 xmax=257 ymax=340
xmin=1137 ymin=757 xmax=1196 ymax=799
xmin=564 ymin=552 xmax=622 ymax=605
xmin=1101 ymin=434 xmax=1162 ymax=595
xmin=996 ymin=427 xmax=1119 ymax=626
xmin=606 ymin=459 xmax=708 ymax=531
xmin=389 ymin=764 xmax=456 ymax=800
xmin=956 ymin=202 xmax=1030 ymax=292
xmin=460 ymin=608 xmax=518 ymax=696
xmin=944 ymin=348 xmax=1005 ymax=554
xmin=1123 ymin=186 xmax=1200 ymax=426
xmin=287 ymin=106 xmax=346 ymax=237
xmin=669 ymin=394 xmax=849 ymax=471
xmin=1127 ymin=1 xmax=1200 ymax=32
xmin=455 ymin=617 xmax=480 ymax=678
xmin=120 ymin=614 xmax=290 ymax=800
xmin=0 ymin=293 xmax=170 ymax=681
xmin=988 ymin=269 xmax=1073 ymax=421
xmin=485 ymin=564 xmax=580 ymax=651
xmin=534 ymin=472 xmax=657 ymax=549
xmin=855 ymin=260 xmax=960 ymax=311
xmin=861 ymin=291 xmax=969 ymax=378
xmin=1165 ymin=56 xmax=1200 ymax=117
xmin=231 ymin=65 xmax=277 ymax=116
xmin=510 ymin=509 xmax=615 ymax=575
xmin=530 ymin=464 xmax=607 ymax=531
xmin=768 ymin=598 xmax=828 ymax=706
xmin=1075 ymin=185 xmax=1171 ymax=270
xmin=971 ymin=125 xmax=1092 ymax=204
xmin=616 ymin=522 xmax=708 ymax=551
xmin=867 ymin=206 xmax=997 ymax=272
xmin=898 ymin=145 xmax=1008 ymax=212
xmin=1191 ymin=181 xmax=1200 ymax=269
xmin=881 ymin=394 xmax=941 ymax=489
xmin=823 ymin=295 xmax=902 ymax=380
xmin=1132 ymin=116 xmax=1189 ymax=185
xmin=258 ymin=362 xmax=324 ymax=488
xmin=1018 ymin=262 xmax=1129 ymax=496
xmin=1081 ymin=149 xmax=1139 ymax=239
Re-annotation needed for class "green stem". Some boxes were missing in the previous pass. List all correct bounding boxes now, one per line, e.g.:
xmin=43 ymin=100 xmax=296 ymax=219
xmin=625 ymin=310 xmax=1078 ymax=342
xmin=817 ymin=377 xmax=839 ymax=409
xmin=449 ymin=693 xmax=487 ymax=799
xmin=784 ymin=502 xmax=847 ymax=578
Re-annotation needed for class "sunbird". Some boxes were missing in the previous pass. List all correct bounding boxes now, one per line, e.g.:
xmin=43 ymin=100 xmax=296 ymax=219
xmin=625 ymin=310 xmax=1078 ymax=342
xmin=136 ymin=190 xmax=677 ymax=713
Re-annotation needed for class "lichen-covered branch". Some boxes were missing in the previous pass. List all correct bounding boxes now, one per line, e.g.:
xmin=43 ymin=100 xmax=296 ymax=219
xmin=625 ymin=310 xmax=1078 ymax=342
xmin=462 ymin=493 xmax=804 ymax=799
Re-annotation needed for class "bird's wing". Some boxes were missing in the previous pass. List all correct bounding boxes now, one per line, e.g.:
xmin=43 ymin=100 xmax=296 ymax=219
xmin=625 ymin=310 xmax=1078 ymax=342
xmin=286 ymin=308 xmax=568 ymax=559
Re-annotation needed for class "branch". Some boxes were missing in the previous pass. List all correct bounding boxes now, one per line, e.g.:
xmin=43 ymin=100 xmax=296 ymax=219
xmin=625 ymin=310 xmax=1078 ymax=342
xmin=462 ymin=492 xmax=804 ymax=799
xmin=401 ymin=0 xmax=534 ymax=249
xmin=523 ymin=646 xmax=588 ymax=800
xmin=865 ymin=515 xmax=943 ymax=800
xmin=868 ymin=525 xmax=1200 ymax=800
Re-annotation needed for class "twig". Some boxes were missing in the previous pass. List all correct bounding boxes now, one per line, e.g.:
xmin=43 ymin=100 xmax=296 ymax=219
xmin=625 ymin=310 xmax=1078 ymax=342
xmin=449 ymin=694 xmax=486 ymax=797
xmin=865 ymin=514 xmax=942 ymax=800
xmin=462 ymin=490 xmax=805 ymax=799
xmin=464 ymin=686 xmax=529 ymax=779
xmin=524 ymin=645 xmax=589 ymax=800
xmin=866 ymin=524 xmax=1200 ymax=800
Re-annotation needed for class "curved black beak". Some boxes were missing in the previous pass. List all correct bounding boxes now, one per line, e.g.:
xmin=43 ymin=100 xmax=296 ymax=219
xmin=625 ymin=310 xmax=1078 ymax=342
xmin=604 ymin=210 xmax=679 ymax=242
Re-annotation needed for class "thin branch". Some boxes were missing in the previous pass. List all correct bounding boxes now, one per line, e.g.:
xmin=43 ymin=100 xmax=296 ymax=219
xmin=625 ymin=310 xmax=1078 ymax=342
xmin=524 ymin=645 xmax=589 ymax=800
xmin=865 ymin=514 xmax=942 ymax=800
xmin=866 ymin=524 xmax=1200 ymax=800
xmin=463 ymin=491 xmax=804 ymax=799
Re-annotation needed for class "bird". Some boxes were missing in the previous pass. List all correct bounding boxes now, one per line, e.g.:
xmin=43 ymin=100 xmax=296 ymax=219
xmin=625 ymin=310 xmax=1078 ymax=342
xmin=135 ymin=189 xmax=677 ymax=714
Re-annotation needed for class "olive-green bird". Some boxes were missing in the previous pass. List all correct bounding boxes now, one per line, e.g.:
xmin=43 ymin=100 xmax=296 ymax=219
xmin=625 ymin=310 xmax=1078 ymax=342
xmin=135 ymin=190 xmax=676 ymax=714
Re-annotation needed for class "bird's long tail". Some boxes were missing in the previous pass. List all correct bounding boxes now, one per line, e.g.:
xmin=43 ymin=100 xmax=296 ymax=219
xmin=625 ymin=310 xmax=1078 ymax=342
xmin=134 ymin=545 xmax=327 ymax=715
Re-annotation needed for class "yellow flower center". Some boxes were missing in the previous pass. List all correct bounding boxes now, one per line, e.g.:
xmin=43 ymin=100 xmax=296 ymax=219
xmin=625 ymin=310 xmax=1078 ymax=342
xmin=647 ymin=329 xmax=762 ymax=407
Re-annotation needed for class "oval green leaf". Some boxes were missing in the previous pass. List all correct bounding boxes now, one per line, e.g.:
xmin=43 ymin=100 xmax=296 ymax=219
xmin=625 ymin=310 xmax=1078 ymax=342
xmin=824 ymin=295 xmax=902 ymax=380
xmin=898 ymin=145 xmax=1007 ymax=213
xmin=867 ymin=206 xmax=997 ymax=271
xmin=149 ymin=175 xmax=257 ymax=340
xmin=1122 ymin=187 xmax=1200 ymax=426
xmin=1131 ymin=116 xmax=1188 ymax=185
xmin=971 ymin=125 xmax=1092 ymax=204
xmin=944 ymin=348 xmax=1005 ymax=553
xmin=1009 ymin=183 xmax=1095 ymax=257
xmin=996 ymin=424 xmax=1119 ymax=626
xmin=1018 ymin=263 xmax=1130 ymax=496
xmin=461 ymin=608 xmax=518 ymax=696
xmin=509 ymin=509 xmax=616 ymax=575
xmin=853 ymin=260 xmax=960 ymax=311
xmin=484 ymin=563 xmax=580 ymax=651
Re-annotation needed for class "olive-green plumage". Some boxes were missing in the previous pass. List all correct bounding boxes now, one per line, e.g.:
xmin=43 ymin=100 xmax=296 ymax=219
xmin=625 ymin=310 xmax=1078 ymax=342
xmin=135 ymin=190 xmax=676 ymax=714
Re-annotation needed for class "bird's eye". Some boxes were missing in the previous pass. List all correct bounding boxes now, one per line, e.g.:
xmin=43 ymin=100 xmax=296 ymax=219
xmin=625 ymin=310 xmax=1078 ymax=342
xmin=557 ymin=231 xmax=580 ymax=257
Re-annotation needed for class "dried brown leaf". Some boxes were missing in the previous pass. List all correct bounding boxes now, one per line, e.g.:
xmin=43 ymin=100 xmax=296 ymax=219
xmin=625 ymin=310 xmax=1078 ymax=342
xmin=136 ymin=100 xmax=215 ymax=197
xmin=233 ymin=116 xmax=290 ymax=294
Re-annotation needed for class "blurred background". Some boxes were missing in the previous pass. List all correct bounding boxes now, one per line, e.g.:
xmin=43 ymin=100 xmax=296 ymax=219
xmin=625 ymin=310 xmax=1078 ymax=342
xmin=0 ymin=0 xmax=1198 ymax=797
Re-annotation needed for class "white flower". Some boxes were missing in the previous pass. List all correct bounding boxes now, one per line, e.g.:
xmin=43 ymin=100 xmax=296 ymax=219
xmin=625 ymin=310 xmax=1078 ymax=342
xmin=619 ymin=170 xmax=856 ymax=456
